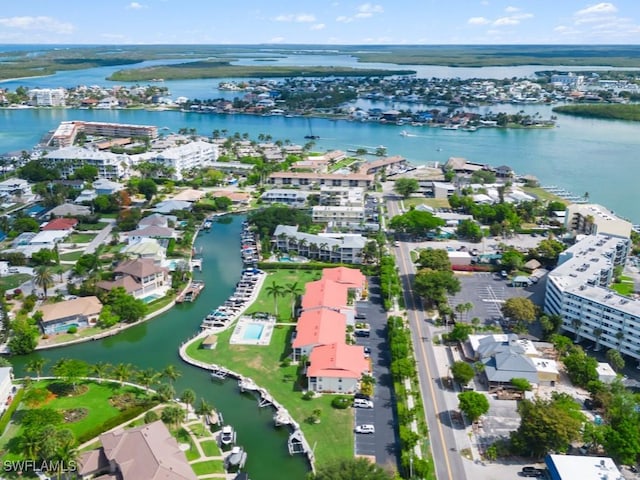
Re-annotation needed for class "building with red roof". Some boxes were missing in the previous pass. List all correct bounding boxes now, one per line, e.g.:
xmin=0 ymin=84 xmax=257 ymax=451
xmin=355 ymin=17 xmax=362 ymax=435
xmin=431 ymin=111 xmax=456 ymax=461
xmin=41 ymin=217 xmax=78 ymax=231
xmin=307 ymin=342 xmax=369 ymax=393
xmin=301 ymin=278 xmax=353 ymax=320
xmin=292 ymin=309 xmax=346 ymax=361
xmin=321 ymin=266 xmax=366 ymax=293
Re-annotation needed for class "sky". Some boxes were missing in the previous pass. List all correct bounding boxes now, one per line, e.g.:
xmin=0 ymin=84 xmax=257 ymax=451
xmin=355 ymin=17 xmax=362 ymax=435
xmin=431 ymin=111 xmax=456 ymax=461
xmin=0 ymin=1 xmax=639 ymax=45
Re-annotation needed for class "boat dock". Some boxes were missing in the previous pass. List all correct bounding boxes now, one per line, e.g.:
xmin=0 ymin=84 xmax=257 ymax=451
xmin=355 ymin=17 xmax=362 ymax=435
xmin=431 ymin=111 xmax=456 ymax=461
xmin=190 ymin=258 xmax=203 ymax=271
xmin=541 ymin=185 xmax=589 ymax=203
xmin=176 ymin=280 xmax=205 ymax=303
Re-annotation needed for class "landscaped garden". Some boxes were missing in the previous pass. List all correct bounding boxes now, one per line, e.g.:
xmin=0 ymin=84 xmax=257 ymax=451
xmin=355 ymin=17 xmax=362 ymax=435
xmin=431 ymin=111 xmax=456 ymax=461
xmin=611 ymin=275 xmax=635 ymax=296
xmin=0 ymin=274 xmax=31 ymax=291
xmin=67 ymin=233 xmax=97 ymax=244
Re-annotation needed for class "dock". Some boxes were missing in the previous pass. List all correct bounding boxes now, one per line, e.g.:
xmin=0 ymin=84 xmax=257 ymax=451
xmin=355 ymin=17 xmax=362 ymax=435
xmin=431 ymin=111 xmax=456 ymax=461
xmin=176 ymin=280 xmax=205 ymax=303
xmin=190 ymin=258 xmax=203 ymax=271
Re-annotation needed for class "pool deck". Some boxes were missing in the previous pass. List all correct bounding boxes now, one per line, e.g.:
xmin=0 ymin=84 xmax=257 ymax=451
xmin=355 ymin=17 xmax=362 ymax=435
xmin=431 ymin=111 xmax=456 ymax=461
xmin=229 ymin=316 xmax=276 ymax=346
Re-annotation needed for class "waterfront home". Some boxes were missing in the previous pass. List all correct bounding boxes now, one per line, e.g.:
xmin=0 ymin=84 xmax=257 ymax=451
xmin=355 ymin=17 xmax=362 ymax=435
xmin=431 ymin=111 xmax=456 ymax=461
xmin=152 ymin=199 xmax=193 ymax=214
xmin=121 ymin=238 xmax=166 ymax=263
xmin=210 ymin=190 xmax=251 ymax=207
xmin=38 ymin=296 xmax=103 ymax=335
xmin=268 ymin=171 xmax=374 ymax=189
xmin=307 ymin=342 xmax=368 ymax=393
xmin=47 ymin=203 xmax=91 ymax=219
xmin=93 ymin=178 xmax=125 ymax=195
xmin=292 ymin=309 xmax=347 ymax=361
xmin=272 ymin=225 xmax=366 ymax=264
xmin=260 ymin=189 xmax=310 ymax=207
xmin=126 ymin=225 xmax=176 ymax=244
xmin=444 ymin=157 xmax=486 ymax=175
xmin=0 ymin=367 xmax=13 ymax=413
xmin=41 ymin=217 xmax=78 ymax=232
xmin=74 ymin=189 xmax=98 ymax=204
xmin=171 ymin=188 xmax=207 ymax=203
xmin=78 ymin=420 xmax=197 ymax=480
xmin=0 ymin=178 xmax=33 ymax=202
xmin=138 ymin=213 xmax=176 ymax=229
xmin=97 ymin=258 xmax=169 ymax=300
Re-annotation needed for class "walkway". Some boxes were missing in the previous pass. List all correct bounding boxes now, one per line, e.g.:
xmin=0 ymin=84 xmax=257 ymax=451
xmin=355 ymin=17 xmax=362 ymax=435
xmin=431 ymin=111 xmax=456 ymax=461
xmin=182 ymin=419 xmax=232 ymax=479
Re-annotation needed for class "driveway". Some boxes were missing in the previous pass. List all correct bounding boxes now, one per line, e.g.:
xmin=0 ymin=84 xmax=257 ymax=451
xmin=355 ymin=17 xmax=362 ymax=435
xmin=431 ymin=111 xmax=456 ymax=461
xmin=353 ymin=278 xmax=399 ymax=467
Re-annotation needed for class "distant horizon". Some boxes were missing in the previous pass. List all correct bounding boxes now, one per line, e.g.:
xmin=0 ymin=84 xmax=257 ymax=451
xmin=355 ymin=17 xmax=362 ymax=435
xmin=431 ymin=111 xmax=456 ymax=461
xmin=1 ymin=1 xmax=639 ymax=45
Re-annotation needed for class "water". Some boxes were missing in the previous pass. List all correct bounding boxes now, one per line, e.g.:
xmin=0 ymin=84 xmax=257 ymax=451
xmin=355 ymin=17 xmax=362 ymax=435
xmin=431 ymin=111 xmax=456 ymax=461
xmin=243 ymin=323 xmax=265 ymax=341
xmin=1 ymin=106 xmax=639 ymax=222
xmin=9 ymin=215 xmax=310 ymax=480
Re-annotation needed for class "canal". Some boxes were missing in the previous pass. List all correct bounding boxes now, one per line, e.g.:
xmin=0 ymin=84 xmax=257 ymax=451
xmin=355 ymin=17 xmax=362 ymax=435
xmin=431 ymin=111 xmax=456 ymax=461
xmin=9 ymin=215 xmax=311 ymax=480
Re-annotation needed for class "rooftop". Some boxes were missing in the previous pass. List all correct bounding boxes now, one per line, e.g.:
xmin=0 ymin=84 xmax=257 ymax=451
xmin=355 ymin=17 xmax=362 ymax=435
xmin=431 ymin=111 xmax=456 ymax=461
xmin=39 ymin=296 xmax=103 ymax=324
xmin=307 ymin=342 xmax=368 ymax=379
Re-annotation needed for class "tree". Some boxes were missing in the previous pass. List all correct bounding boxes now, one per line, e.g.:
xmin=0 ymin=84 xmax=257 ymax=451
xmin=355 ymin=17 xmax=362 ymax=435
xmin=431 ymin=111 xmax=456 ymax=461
xmin=26 ymin=357 xmax=47 ymax=380
xmin=180 ymin=389 xmax=196 ymax=418
xmin=195 ymin=398 xmax=213 ymax=417
xmin=138 ymin=178 xmax=158 ymax=201
xmin=285 ymin=282 xmax=302 ymax=320
xmin=456 ymin=219 xmax=483 ymax=242
xmin=389 ymin=209 xmax=445 ymax=237
xmin=97 ymin=305 xmax=120 ymax=328
xmin=161 ymin=405 xmax=183 ymax=429
xmin=500 ymin=249 xmax=525 ymax=272
xmin=448 ymin=322 xmax=473 ymax=343
xmin=470 ymin=169 xmax=496 ymax=184
xmin=163 ymin=364 xmax=181 ymax=387
xmin=393 ymin=178 xmax=419 ymax=198
xmin=539 ymin=314 xmax=563 ymax=340
xmin=72 ymin=165 xmax=98 ymax=181
xmin=416 ymin=249 xmax=451 ymax=271
xmin=451 ymin=361 xmax=475 ymax=386
xmin=413 ymin=269 xmax=461 ymax=306
xmin=91 ymin=362 xmax=111 ymax=383
xmin=311 ymin=457 xmax=394 ymax=480
xmin=501 ymin=297 xmax=537 ymax=331
xmin=563 ymin=347 xmax=598 ymax=387
xmin=52 ymin=358 xmax=89 ymax=393
xmin=458 ymin=391 xmax=490 ymax=422
xmin=510 ymin=377 xmax=533 ymax=392
xmin=606 ymin=349 xmax=625 ymax=373
xmin=105 ymin=287 xmax=147 ymax=323
xmin=156 ymin=383 xmax=175 ymax=402
xmin=265 ymin=281 xmax=285 ymax=318
xmin=34 ymin=265 xmax=54 ymax=298
xmin=112 ymin=363 xmax=134 ymax=383
xmin=136 ymin=368 xmax=161 ymax=390
xmin=8 ymin=318 xmax=39 ymax=355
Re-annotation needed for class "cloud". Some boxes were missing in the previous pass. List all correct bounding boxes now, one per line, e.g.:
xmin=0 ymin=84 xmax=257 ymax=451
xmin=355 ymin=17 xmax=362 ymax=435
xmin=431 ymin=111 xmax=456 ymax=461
xmin=310 ymin=23 xmax=326 ymax=30
xmin=337 ymin=3 xmax=383 ymax=22
xmin=480 ymin=0 xmax=489 ymax=5
xmin=126 ymin=2 xmax=146 ymax=9
xmin=505 ymin=6 xmax=519 ymax=13
xmin=492 ymin=12 xmax=533 ymax=26
xmin=468 ymin=16 xmax=490 ymax=25
xmin=336 ymin=15 xmax=352 ymax=23
xmin=0 ymin=16 xmax=74 ymax=34
xmin=274 ymin=13 xmax=316 ymax=23
xmin=575 ymin=2 xmax=618 ymax=16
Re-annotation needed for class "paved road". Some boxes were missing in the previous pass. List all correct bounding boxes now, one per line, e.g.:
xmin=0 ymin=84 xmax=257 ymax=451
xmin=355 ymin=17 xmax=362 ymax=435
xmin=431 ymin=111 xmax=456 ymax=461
xmin=388 ymin=198 xmax=466 ymax=480
xmin=84 ymin=219 xmax=116 ymax=254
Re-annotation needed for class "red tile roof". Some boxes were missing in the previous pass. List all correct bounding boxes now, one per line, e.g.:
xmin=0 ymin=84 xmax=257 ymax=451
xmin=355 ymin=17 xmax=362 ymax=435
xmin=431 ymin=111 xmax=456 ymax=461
xmin=42 ymin=218 xmax=78 ymax=231
xmin=292 ymin=309 xmax=346 ymax=349
xmin=307 ymin=342 xmax=368 ymax=379
xmin=301 ymin=279 xmax=349 ymax=311
xmin=321 ymin=266 xmax=366 ymax=289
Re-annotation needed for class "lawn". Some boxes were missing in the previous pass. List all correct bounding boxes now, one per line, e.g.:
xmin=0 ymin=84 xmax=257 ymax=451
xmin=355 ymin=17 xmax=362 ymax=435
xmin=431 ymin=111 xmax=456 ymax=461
xmin=76 ymin=222 xmax=108 ymax=231
xmin=611 ymin=276 xmax=635 ymax=296
xmin=59 ymin=250 xmax=85 ymax=262
xmin=521 ymin=186 xmax=570 ymax=204
xmin=172 ymin=427 xmax=200 ymax=461
xmin=247 ymin=269 xmax=322 ymax=321
xmin=403 ymin=197 xmax=451 ymax=209
xmin=0 ymin=274 xmax=30 ymax=291
xmin=185 ymin=324 xmax=354 ymax=465
xmin=200 ymin=439 xmax=221 ymax=457
xmin=67 ymin=233 xmax=97 ymax=244
xmin=191 ymin=459 xmax=225 ymax=475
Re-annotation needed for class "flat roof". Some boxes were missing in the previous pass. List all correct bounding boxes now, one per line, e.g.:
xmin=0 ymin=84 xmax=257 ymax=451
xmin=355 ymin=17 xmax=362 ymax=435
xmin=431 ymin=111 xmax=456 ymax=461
xmin=546 ymin=454 xmax=622 ymax=480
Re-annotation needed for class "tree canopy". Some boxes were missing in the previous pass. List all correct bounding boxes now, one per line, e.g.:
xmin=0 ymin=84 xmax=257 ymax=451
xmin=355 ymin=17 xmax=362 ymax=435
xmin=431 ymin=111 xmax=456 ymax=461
xmin=249 ymin=206 xmax=313 ymax=237
xmin=451 ymin=361 xmax=475 ymax=386
xmin=458 ymin=391 xmax=490 ymax=422
xmin=413 ymin=269 xmax=461 ymax=307
xmin=310 ymin=457 xmax=394 ymax=480
xmin=501 ymin=297 xmax=537 ymax=332
xmin=389 ymin=209 xmax=445 ymax=237
xmin=416 ymin=248 xmax=451 ymax=271
xmin=393 ymin=178 xmax=419 ymax=198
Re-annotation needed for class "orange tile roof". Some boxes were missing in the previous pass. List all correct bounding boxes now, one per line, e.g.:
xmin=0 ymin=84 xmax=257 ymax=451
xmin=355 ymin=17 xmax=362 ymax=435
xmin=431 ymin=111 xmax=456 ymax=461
xmin=321 ymin=266 xmax=366 ymax=289
xmin=292 ymin=309 xmax=346 ymax=349
xmin=301 ymin=279 xmax=349 ymax=311
xmin=307 ymin=342 xmax=368 ymax=379
xmin=42 ymin=218 xmax=78 ymax=231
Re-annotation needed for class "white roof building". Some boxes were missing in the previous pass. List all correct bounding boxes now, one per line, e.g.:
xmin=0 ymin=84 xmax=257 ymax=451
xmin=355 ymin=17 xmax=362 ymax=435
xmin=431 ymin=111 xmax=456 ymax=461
xmin=545 ymin=454 xmax=623 ymax=480
xmin=44 ymin=146 xmax=128 ymax=180
xmin=143 ymin=141 xmax=218 ymax=180
xmin=565 ymin=203 xmax=632 ymax=239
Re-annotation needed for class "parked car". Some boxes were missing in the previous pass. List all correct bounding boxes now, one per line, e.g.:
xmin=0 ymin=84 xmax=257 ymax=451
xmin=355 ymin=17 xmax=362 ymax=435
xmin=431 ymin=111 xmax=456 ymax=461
xmin=353 ymin=399 xmax=374 ymax=409
xmin=354 ymin=392 xmax=371 ymax=401
xmin=363 ymin=346 xmax=371 ymax=358
xmin=500 ymin=270 xmax=508 ymax=278
xmin=355 ymin=313 xmax=367 ymax=320
xmin=394 ymin=240 xmax=400 ymax=247
xmin=521 ymin=466 xmax=545 ymax=477
xmin=354 ymin=330 xmax=370 ymax=338
xmin=354 ymin=424 xmax=375 ymax=434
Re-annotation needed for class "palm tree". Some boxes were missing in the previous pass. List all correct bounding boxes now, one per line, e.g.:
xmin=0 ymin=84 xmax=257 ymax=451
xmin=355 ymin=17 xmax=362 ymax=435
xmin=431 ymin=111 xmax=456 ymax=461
xmin=25 ymin=358 xmax=47 ymax=380
xmin=137 ymin=368 xmax=161 ymax=391
xmin=52 ymin=440 xmax=78 ymax=480
xmin=285 ymin=282 xmax=303 ymax=320
xmin=91 ymin=362 xmax=111 ymax=383
xmin=593 ymin=328 xmax=603 ymax=351
xmin=616 ymin=331 xmax=625 ymax=351
xmin=265 ymin=281 xmax=285 ymax=318
xmin=195 ymin=398 xmax=213 ymax=417
xmin=571 ymin=318 xmax=582 ymax=343
xmin=163 ymin=364 xmax=181 ymax=388
xmin=180 ymin=389 xmax=196 ymax=418
xmin=156 ymin=383 xmax=175 ymax=402
xmin=112 ymin=363 xmax=133 ymax=384
xmin=161 ymin=405 xmax=184 ymax=430
xmin=34 ymin=265 xmax=54 ymax=298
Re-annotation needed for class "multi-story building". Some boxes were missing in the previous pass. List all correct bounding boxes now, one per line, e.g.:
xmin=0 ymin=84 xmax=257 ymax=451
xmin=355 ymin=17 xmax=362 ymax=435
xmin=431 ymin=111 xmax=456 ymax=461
xmin=319 ymin=186 xmax=364 ymax=206
xmin=49 ymin=121 xmax=158 ymax=148
xmin=565 ymin=203 xmax=632 ymax=238
xmin=44 ymin=146 xmax=128 ymax=179
xmin=311 ymin=206 xmax=365 ymax=227
xmin=28 ymin=88 xmax=66 ymax=107
xmin=273 ymin=225 xmax=366 ymax=264
xmin=144 ymin=141 xmax=218 ymax=180
xmin=544 ymin=234 xmax=640 ymax=359
xmin=260 ymin=189 xmax=310 ymax=206
xmin=268 ymin=172 xmax=373 ymax=189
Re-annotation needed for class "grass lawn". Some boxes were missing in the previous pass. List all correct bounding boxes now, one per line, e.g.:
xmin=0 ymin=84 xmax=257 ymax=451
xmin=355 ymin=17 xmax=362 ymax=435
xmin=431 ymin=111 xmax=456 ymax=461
xmin=40 ymin=325 xmax=106 ymax=345
xmin=185 ymin=324 xmax=353 ymax=465
xmin=188 ymin=422 xmax=208 ymax=437
xmin=611 ymin=276 xmax=635 ymax=296
xmin=191 ymin=459 xmax=225 ymax=475
xmin=521 ymin=186 xmax=570 ymax=204
xmin=146 ymin=295 xmax=175 ymax=315
xmin=403 ymin=197 xmax=451 ymax=209
xmin=200 ymin=439 xmax=221 ymax=457
xmin=0 ymin=274 xmax=30 ymax=291
xmin=76 ymin=222 xmax=108 ymax=231
xmin=67 ymin=233 xmax=97 ymax=244
xmin=172 ymin=427 xmax=200 ymax=461
xmin=59 ymin=250 xmax=85 ymax=262
xmin=99 ymin=213 xmax=118 ymax=219
xmin=247 ymin=269 xmax=322 ymax=321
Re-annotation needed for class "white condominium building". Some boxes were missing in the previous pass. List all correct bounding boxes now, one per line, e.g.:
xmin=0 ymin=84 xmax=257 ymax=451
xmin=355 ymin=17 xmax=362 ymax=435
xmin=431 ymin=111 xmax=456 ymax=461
xmin=29 ymin=88 xmax=66 ymax=107
xmin=312 ymin=206 xmax=365 ymax=227
xmin=147 ymin=141 xmax=218 ymax=180
xmin=44 ymin=146 xmax=128 ymax=180
xmin=565 ymin=203 xmax=632 ymax=239
xmin=544 ymin=234 xmax=640 ymax=359
xmin=319 ymin=186 xmax=364 ymax=207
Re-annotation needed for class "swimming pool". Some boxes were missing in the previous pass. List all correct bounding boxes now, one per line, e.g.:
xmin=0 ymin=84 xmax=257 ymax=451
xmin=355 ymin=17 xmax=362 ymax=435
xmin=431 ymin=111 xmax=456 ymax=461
xmin=141 ymin=294 xmax=162 ymax=304
xmin=243 ymin=323 xmax=265 ymax=341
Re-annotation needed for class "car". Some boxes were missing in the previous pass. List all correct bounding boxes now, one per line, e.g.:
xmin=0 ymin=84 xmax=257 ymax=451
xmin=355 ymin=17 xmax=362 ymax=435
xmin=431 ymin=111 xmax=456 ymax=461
xmin=353 ymin=399 xmax=374 ymax=409
xmin=363 ymin=346 xmax=371 ymax=358
xmin=629 ymin=465 xmax=638 ymax=473
xmin=355 ymin=313 xmax=367 ymax=320
xmin=354 ymin=392 xmax=371 ymax=401
xmin=394 ymin=241 xmax=400 ymax=247
xmin=8 ymin=267 xmax=19 ymax=273
xmin=500 ymin=270 xmax=508 ymax=278
xmin=521 ymin=466 xmax=545 ymax=477
xmin=354 ymin=424 xmax=375 ymax=434
xmin=354 ymin=330 xmax=370 ymax=338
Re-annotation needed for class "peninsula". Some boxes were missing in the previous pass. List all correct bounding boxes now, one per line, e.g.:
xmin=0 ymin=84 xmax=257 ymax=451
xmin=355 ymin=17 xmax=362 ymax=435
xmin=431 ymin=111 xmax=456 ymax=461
xmin=553 ymin=104 xmax=640 ymax=122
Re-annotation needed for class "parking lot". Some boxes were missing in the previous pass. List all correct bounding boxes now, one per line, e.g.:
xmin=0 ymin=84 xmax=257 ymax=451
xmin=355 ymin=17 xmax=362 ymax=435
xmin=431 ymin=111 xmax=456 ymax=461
xmin=448 ymin=273 xmax=546 ymax=328
xmin=353 ymin=278 xmax=398 ymax=465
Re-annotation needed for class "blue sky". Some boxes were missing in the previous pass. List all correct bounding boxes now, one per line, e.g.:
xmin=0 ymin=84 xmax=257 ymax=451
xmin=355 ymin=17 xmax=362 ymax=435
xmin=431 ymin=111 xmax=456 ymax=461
xmin=1 ymin=1 xmax=639 ymax=44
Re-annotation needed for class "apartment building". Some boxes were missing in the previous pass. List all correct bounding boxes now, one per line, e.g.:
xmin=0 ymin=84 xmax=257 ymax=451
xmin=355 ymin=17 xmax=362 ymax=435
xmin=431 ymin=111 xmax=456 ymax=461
xmin=544 ymin=234 xmax=639 ymax=359
xmin=268 ymin=172 xmax=374 ymax=189
xmin=49 ymin=121 xmax=158 ymax=148
xmin=144 ymin=141 xmax=218 ymax=180
xmin=44 ymin=146 xmax=128 ymax=179
xmin=260 ymin=189 xmax=310 ymax=206
xmin=272 ymin=225 xmax=366 ymax=264
xmin=565 ymin=203 xmax=632 ymax=238
xmin=28 ymin=88 xmax=66 ymax=107
xmin=319 ymin=186 xmax=364 ymax=206
xmin=312 ymin=206 xmax=365 ymax=227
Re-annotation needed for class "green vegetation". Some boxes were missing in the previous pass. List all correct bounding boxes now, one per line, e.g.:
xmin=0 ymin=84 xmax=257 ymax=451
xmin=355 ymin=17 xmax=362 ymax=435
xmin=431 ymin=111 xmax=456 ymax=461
xmin=200 ymin=439 xmax=221 ymax=457
xmin=59 ymin=251 xmax=85 ymax=262
xmin=191 ymin=459 xmax=225 ymax=475
xmin=389 ymin=209 xmax=445 ymax=237
xmin=67 ymin=233 xmax=97 ymax=244
xmin=311 ymin=457 xmax=395 ymax=480
xmin=393 ymin=178 xmax=420 ymax=198
xmin=451 ymin=361 xmax=475 ymax=386
xmin=611 ymin=276 xmax=635 ymax=296
xmin=0 ymin=274 xmax=30 ymax=291
xmin=403 ymin=197 xmax=451 ymax=209
xmin=553 ymin=104 xmax=640 ymax=122
xmin=458 ymin=391 xmax=490 ymax=422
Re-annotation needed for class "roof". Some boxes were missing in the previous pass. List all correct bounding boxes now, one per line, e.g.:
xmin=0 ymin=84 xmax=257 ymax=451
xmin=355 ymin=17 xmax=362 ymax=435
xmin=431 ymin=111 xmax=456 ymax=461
xmin=39 ymin=296 xmax=103 ymax=324
xmin=523 ymin=259 xmax=541 ymax=270
xmin=41 ymin=218 xmax=78 ymax=231
xmin=321 ymin=266 xmax=366 ymax=289
xmin=115 ymin=258 xmax=167 ymax=279
xmin=545 ymin=454 xmax=622 ymax=480
xmin=210 ymin=190 xmax=251 ymax=202
xmin=482 ymin=350 xmax=539 ymax=384
xmin=138 ymin=213 xmax=174 ymax=228
xmin=127 ymin=225 xmax=174 ymax=238
xmin=202 ymin=334 xmax=218 ymax=346
xmin=93 ymin=178 xmax=124 ymax=192
xmin=269 ymin=171 xmax=374 ymax=181
xmin=358 ymin=155 xmax=406 ymax=174
xmin=301 ymin=279 xmax=349 ymax=311
xmin=171 ymin=189 xmax=206 ymax=202
xmin=293 ymin=309 xmax=347 ymax=349
xmin=121 ymin=239 xmax=164 ymax=256
xmin=152 ymin=200 xmax=192 ymax=213
xmin=307 ymin=342 xmax=368 ymax=379
xmin=97 ymin=420 xmax=197 ymax=480
xmin=97 ymin=276 xmax=141 ymax=295
xmin=48 ymin=203 xmax=91 ymax=217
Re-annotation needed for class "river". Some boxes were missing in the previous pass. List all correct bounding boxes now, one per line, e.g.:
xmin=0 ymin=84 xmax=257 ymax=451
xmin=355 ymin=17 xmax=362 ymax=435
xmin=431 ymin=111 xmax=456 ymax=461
xmin=9 ymin=215 xmax=311 ymax=480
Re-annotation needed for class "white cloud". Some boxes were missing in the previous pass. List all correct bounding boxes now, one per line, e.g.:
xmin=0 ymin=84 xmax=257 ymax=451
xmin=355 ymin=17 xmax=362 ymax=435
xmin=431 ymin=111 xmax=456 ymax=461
xmin=274 ymin=13 xmax=316 ymax=23
xmin=270 ymin=36 xmax=285 ymax=43
xmin=337 ymin=3 xmax=383 ymax=22
xmin=480 ymin=0 xmax=489 ymax=5
xmin=468 ymin=17 xmax=490 ymax=25
xmin=575 ymin=2 xmax=618 ymax=17
xmin=0 ymin=16 xmax=74 ymax=34
xmin=505 ymin=6 xmax=519 ymax=13
xmin=126 ymin=2 xmax=146 ymax=9
xmin=358 ymin=3 xmax=384 ymax=14
xmin=492 ymin=12 xmax=533 ymax=26
xmin=310 ymin=23 xmax=326 ymax=30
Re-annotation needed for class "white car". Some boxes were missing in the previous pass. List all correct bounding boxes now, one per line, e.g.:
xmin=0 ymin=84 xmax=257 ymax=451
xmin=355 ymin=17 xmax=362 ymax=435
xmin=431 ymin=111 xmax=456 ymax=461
xmin=353 ymin=399 xmax=374 ymax=409
xmin=355 ymin=424 xmax=375 ymax=434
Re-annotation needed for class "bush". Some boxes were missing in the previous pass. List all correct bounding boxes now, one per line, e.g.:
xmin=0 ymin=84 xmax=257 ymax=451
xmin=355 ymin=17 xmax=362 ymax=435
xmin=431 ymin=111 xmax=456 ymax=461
xmin=67 ymin=326 xmax=78 ymax=334
xmin=144 ymin=410 xmax=159 ymax=424
xmin=331 ymin=396 xmax=351 ymax=409
xmin=301 ymin=391 xmax=315 ymax=401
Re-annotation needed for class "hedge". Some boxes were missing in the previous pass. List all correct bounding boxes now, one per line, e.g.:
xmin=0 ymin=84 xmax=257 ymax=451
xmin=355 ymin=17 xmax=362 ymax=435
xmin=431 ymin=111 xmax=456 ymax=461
xmin=257 ymin=261 xmax=374 ymax=274
xmin=0 ymin=387 xmax=24 ymax=436
xmin=76 ymin=400 xmax=159 ymax=444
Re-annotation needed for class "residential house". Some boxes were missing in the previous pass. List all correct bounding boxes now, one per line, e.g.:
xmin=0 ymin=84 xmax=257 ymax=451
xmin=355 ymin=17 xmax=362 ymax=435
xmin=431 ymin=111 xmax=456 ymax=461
xmin=78 ymin=420 xmax=197 ymax=480
xmin=307 ymin=342 xmax=369 ymax=393
xmin=121 ymin=238 xmax=166 ymax=263
xmin=47 ymin=203 xmax=91 ymax=219
xmin=97 ymin=258 xmax=169 ymax=300
xmin=93 ymin=178 xmax=124 ymax=195
xmin=210 ymin=190 xmax=251 ymax=207
xmin=138 ymin=213 xmax=176 ymax=229
xmin=171 ymin=189 xmax=206 ymax=203
xmin=0 ymin=178 xmax=33 ymax=202
xmin=292 ymin=309 xmax=347 ymax=361
xmin=126 ymin=225 xmax=176 ymax=244
xmin=272 ymin=225 xmax=366 ymax=264
xmin=152 ymin=200 xmax=192 ymax=214
xmin=41 ymin=218 xmax=78 ymax=232
xmin=38 ymin=296 xmax=103 ymax=335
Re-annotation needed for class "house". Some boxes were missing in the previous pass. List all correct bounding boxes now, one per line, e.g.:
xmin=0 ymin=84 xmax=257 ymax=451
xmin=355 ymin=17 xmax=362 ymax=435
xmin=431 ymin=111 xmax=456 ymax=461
xmin=97 ymin=258 xmax=169 ymax=300
xmin=544 ymin=454 xmax=622 ymax=480
xmin=138 ymin=213 xmax=176 ymax=229
xmin=292 ymin=309 xmax=347 ymax=361
xmin=74 ymin=189 xmax=98 ymax=204
xmin=29 ymin=230 xmax=69 ymax=247
xmin=152 ymin=200 xmax=192 ymax=214
xmin=171 ymin=189 xmax=206 ymax=203
xmin=126 ymin=225 xmax=176 ymax=244
xmin=307 ymin=342 xmax=369 ymax=393
xmin=93 ymin=178 xmax=124 ymax=195
xmin=121 ymin=238 xmax=166 ymax=262
xmin=482 ymin=350 xmax=540 ymax=387
xmin=47 ymin=203 xmax=91 ymax=219
xmin=78 ymin=420 xmax=197 ymax=480
xmin=0 ymin=367 xmax=13 ymax=412
xmin=41 ymin=218 xmax=78 ymax=232
xmin=38 ymin=296 xmax=103 ymax=335
xmin=596 ymin=362 xmax=617 ymax=383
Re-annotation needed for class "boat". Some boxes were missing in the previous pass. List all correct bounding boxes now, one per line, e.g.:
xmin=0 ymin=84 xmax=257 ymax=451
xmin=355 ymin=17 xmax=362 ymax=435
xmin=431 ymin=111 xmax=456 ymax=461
xmin=462 ymin=126 xmax=478 ymax=132
xmin=304 ymin=118 xmax=319 ymax=140
xmin=226 ymin=446 xmax=247 ymax=471
xmin=442 ymin=124 xmax=460 ymax=130
xmin=220 ymin=425 xmax=237 ymax=446
xmin=399 ymin=130 xmax=409 ymax=137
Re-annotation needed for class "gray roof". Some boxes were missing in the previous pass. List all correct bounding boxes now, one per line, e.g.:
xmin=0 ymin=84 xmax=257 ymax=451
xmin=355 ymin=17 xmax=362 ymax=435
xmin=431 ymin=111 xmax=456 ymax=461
xmin=152 ymin=200 xmax=192 ymax=214
xmin=474 ymin=334 xmax=524 ymax=359
xmin=274 ymin=225 xmax=366 ymax=249
xmin=483 ymin=349 xmax=538 ymax=384
xmin=48 ymin=203 xmax=91 ymax=217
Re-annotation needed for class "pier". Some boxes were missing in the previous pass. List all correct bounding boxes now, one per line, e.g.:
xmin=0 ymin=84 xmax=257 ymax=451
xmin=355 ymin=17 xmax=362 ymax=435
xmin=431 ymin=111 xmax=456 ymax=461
xmin=176 ymin=280 xmax=205 ymax=303
xmin=190 ymin=258 xmax=203 ymax=271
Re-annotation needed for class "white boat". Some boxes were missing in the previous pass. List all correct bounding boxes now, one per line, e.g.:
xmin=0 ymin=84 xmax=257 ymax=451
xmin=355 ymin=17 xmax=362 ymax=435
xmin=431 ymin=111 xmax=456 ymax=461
xmin=462 ymin=126 xmax=478 ymax=132
xmin=220 ymin=425 xmax=236 ymax=446
xmin=226 ymin=446 xmax=247 ymax=470
xmin=442 ymin=124 xmax=460 ymax=130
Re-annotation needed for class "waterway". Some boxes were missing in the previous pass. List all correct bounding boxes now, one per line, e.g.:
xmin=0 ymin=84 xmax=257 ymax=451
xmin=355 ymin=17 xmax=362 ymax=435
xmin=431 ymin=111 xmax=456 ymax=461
xmin=9 ymin=215 xmax=311 ymax=480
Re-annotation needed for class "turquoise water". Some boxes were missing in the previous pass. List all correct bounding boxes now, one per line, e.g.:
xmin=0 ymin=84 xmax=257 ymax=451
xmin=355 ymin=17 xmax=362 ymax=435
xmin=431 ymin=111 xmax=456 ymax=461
xmin=243 ymin=323 xmax=265 ymax=341
xmin=52 ymin=323 xmax=78 ymax=334
xmin=141 ymin=294 xmax=162 ymax=304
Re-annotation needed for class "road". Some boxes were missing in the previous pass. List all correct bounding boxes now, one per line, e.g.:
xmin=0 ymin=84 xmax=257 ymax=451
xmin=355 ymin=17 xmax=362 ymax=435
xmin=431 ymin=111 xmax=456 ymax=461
xmin=387 ymin=198 xmax=466 ymax=480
